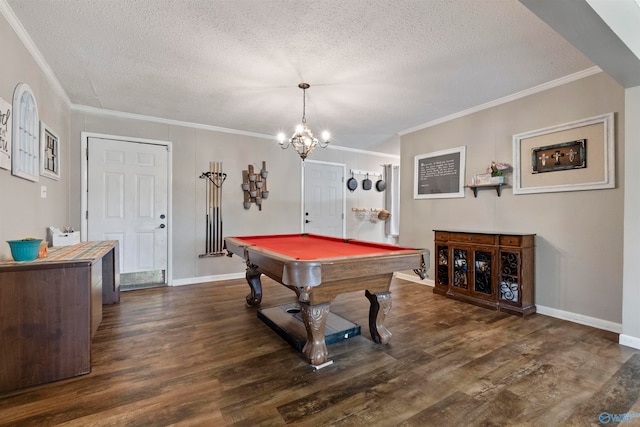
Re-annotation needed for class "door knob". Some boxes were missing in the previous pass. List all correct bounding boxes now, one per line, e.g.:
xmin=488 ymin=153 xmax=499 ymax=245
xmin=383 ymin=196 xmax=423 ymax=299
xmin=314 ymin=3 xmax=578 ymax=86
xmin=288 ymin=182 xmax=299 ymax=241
xmin=157 ymin=224 xmax=166 ymax=229
xmin=305 ymin=220 xmax=311 ymax=224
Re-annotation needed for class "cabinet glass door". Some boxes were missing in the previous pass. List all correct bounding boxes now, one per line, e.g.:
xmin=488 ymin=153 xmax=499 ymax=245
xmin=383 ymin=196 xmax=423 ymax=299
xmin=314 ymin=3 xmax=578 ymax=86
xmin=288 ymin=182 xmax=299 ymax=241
xmin=473 ymin=250 xmax=493 ymax=296
xmin=437 ymin=245 xmax=449 ymax=286
xmin=452 ymin=249 xmax=468 ymax=290
xmin=499 ymin=252 xmax=520 ymax=303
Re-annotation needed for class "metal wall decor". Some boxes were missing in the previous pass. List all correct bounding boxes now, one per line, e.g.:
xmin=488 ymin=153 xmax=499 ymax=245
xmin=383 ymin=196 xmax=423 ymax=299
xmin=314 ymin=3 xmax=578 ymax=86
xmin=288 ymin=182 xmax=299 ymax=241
xmin=532 ymin=139 xmax=586 ymax=173
xmin=242 ymin=161 xmax=268 ymax=210
xmin=199 ymin=161 xmax=227 ymax=257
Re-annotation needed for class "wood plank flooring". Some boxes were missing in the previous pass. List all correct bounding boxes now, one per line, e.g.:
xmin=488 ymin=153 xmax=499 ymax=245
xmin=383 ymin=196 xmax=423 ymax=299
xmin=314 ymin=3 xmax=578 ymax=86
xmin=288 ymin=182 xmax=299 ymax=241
xmin=1 ymin=277 xmax=639 ymax=426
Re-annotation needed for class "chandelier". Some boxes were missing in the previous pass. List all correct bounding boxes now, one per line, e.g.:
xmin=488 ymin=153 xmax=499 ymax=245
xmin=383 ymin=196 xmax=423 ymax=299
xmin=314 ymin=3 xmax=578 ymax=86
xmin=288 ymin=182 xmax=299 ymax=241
xmin=277 ymin=83 xmax=330 ymax=161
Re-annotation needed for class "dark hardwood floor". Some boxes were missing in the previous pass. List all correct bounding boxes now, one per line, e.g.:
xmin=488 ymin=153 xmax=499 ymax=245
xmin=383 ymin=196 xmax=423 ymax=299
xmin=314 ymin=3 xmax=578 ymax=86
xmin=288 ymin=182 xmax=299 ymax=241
xmin=1 ymin=277 xmax=639 ymax=426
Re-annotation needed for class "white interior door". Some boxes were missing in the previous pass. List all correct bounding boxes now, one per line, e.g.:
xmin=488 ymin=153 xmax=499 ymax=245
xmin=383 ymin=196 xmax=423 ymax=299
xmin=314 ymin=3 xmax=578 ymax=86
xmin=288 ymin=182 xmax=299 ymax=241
xmin=303 ymin=161 xmax=345 ymax=238
xmin=87 ymin=137 xmax=168 ymax=277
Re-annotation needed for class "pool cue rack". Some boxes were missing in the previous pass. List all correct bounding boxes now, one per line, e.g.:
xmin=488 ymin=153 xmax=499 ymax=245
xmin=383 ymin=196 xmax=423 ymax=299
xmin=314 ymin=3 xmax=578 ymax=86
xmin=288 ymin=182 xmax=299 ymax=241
xmin=241 ymin=161 xmax=269 ymax=211
xmin=199 ymin=161 xmax=227 ymax=257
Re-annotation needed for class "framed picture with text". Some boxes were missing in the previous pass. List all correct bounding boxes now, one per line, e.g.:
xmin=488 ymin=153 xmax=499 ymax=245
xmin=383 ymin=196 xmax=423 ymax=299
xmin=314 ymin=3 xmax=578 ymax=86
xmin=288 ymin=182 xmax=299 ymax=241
xmin=414 ymin=146 xmax=466 ymax=199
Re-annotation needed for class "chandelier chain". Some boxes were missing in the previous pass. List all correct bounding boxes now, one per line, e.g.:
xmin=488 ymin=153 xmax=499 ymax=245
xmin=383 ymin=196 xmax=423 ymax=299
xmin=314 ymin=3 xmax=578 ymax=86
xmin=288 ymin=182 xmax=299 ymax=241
xmin=301 ymin=87 xmax=307 ymax=124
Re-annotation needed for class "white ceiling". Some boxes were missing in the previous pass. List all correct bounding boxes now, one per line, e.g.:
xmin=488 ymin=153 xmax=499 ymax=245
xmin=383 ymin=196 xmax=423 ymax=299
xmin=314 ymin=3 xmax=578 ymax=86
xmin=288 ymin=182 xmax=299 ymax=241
xmin=5 ymin=0 xmax=597 ymax=153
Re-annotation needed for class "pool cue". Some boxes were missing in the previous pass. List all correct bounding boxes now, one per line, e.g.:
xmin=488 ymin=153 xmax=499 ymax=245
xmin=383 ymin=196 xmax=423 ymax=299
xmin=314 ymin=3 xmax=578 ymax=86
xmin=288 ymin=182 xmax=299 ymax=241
xmin=212 ymin=161 xmax=219 ymax=253
xmin=204 ymin=171 xmax=210 ymax=254
xmin=208 ymin=162 xmax=216 ymax=253
xmin=213 ymin=162 xmax=220 ymax=253
xmin=217 ymin=163 xmax=224 ymax=252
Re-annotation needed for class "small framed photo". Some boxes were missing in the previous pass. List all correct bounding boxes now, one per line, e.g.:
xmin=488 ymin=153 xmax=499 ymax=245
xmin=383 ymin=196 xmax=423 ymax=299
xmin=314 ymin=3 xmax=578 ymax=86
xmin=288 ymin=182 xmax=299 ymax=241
xmin=40 ymin=121 xmax=60 ymax=180
xmin=473 ymin=173 xmax=492 ymax=185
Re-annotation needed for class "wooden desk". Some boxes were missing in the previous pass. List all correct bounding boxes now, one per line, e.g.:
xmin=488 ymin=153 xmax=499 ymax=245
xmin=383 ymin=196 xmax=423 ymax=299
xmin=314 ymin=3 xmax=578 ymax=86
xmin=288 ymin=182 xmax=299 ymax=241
xmin=0 ymin=241 xmax=120 ymax=392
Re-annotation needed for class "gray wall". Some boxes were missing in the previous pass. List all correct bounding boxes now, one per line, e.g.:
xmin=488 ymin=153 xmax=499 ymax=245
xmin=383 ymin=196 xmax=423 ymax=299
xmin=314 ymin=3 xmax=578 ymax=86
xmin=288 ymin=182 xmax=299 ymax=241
xmin=0 ymin=13 xmax=70 ymax=260
xmin=70 ymin=110 xmax=398 ymax=282
xmin=399 ymin=72 xmax=625 ymax=324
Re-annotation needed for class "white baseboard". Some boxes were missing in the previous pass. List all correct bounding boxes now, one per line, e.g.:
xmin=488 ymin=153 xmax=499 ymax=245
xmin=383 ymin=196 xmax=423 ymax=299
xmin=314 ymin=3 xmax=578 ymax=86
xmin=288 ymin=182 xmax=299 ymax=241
xmin=395 ymin=272 xmax=434 ymax=287
xmin=619 ymin=334 xmax=640 ymax=350
xmin=171 ymin=272 xmax=245 ymax=287
xmin=535 ymin=305 xmax=622 ymax=334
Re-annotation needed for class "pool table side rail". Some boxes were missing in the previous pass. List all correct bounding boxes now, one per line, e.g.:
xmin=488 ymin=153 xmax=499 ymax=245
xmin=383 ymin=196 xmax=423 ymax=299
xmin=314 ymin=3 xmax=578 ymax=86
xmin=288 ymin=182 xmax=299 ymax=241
xmin=224 ymin=236 xmax=424 ymax=287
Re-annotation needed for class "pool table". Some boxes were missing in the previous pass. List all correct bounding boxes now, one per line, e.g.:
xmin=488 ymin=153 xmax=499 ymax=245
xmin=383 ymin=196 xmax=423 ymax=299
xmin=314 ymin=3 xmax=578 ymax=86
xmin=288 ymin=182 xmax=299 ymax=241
xmin=224 ymin=233 xmax=426 ymax=366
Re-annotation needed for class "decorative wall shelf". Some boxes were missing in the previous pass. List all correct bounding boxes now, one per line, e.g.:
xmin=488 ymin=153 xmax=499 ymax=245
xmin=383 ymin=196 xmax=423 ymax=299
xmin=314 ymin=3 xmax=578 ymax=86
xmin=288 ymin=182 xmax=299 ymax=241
xmin=466 ymin=183 xmax=505 ymax=197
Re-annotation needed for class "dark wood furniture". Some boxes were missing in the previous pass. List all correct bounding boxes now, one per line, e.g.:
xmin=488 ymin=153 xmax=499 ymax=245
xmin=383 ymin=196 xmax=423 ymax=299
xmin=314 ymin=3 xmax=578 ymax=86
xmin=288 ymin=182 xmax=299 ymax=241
xmin=0 ymin=241 xmax=120 ymax=392
xmin=434 ymin=230 xmax=535 ymax=316
xmin=224 ymin=234 xmax=425 ymax=366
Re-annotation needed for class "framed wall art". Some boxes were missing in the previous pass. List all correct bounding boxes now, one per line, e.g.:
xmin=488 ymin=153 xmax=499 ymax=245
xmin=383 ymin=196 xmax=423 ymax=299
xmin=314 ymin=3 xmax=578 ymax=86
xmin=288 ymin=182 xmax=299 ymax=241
xmin=512 ymin=113 xmax=614 ymax=195
xmin=40 ymin=121 xmax=60 ymax=180
xmin=414 ymin=146 xmax=466 ymax=199
xmin=0 ymin=97 xmax=11 ymax=170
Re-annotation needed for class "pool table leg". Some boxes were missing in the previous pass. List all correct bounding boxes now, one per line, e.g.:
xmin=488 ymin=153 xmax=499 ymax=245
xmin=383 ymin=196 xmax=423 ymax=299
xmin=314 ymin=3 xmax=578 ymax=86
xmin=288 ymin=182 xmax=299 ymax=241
xmin=245 ymin=264 xmax=262 ymax=306
xmin=300 ymin=302 xmax=330 ymax=365
xmin=365 ymin=290 xmax=392 ymax=344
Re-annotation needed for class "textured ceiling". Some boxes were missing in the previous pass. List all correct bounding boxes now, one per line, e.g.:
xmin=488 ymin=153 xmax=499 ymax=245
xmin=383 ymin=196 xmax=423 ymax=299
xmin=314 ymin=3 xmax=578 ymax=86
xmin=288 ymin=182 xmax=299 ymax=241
xmin=6 ymin=0 xmax=595 ymax=152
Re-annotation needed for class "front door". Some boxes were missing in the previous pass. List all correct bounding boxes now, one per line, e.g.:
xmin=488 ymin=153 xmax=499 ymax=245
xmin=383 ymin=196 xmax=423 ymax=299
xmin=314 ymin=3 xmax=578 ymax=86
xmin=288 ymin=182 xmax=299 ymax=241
xmin=87 ymin=137 xmax=168 ymax=286
xmin=303 ymin=161 xmax=345 ymax=238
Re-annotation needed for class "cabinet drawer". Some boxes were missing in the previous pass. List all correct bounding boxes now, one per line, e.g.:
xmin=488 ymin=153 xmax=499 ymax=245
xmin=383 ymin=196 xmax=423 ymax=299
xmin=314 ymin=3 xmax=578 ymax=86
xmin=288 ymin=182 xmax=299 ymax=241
xmin=449 ymin=232 xmax=496 ymax=245
xmin=499 ymin=235 xmax=522 ymax=247
xmin=434 ymin=231 xmax=449 ymax=242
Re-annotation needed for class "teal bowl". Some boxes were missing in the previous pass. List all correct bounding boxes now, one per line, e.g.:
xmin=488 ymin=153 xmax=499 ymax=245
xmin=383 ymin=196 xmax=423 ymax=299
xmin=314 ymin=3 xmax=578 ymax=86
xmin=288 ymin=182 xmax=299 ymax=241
xmin=7 ymin=239 xmax=42 ymax=262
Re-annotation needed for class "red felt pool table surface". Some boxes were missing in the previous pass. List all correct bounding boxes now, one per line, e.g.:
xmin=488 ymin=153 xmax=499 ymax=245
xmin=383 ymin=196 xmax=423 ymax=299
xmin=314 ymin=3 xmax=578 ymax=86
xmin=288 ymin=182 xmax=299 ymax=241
xmin=231 ymin=234 xmax=418 ymax=260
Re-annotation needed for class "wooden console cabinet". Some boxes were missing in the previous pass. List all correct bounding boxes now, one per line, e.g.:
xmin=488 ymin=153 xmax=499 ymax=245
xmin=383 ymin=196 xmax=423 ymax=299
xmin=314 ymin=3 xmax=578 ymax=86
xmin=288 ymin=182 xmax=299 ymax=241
xmin=0 ymin=241 xmax=119 ymax=393
xmin=434 ymin=230 xmax=535 ymax=316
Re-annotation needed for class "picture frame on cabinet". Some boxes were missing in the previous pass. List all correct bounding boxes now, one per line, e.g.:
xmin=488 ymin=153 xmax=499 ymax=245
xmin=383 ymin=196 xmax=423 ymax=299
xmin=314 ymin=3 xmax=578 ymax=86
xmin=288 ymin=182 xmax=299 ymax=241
xmin=40 ymin=121 xmax=60 ymax=180
xmin=512 ymin=112 xmax=614 ymax=195
xmin=414 ymin=146 xmax=466 ymax=199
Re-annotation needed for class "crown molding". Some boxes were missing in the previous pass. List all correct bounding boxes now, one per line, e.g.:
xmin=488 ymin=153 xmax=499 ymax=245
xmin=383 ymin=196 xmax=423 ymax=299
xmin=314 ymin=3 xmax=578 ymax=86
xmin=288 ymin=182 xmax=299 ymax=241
xmin=0 ymin=0 xmax=71 ymax=106
xmin=72 ymin=104 xmax=275 ymax=139
xmin=72 ymin=104 xmax=400 ymax=158
xmin=398 ymin=66 xmax=603 ymax=136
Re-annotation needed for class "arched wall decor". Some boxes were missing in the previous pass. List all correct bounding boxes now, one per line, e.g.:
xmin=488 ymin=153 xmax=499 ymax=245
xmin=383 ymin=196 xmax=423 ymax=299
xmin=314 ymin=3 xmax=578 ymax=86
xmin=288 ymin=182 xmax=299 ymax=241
xmin=12 ymin=83 xmax=39 ymax=182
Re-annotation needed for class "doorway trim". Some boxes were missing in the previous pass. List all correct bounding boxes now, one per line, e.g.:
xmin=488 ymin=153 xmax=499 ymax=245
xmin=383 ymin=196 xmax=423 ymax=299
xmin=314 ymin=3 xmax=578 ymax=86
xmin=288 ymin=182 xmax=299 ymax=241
xmin=301 ymin=159 xmax=347 ymax=238
xmin=80 ymin=132 xmax=174 ymax=285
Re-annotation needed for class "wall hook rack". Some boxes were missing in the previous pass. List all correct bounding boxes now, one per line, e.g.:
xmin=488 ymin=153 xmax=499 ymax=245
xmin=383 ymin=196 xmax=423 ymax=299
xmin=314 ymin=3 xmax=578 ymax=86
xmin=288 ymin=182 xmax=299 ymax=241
xmin=199 ymin=161 xmax=226 ymax=257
